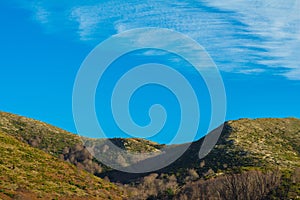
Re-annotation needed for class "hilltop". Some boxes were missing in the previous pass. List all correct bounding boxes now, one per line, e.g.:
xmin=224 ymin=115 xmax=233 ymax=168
xmin=0 ymin=112 xmax=163 ymax=174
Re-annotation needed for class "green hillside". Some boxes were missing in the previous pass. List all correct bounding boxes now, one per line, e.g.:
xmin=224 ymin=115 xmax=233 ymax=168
xmin=1 ymin=111 xmax=300 ymax=199
xmin=0 ymin=131 xmax=126 ymax=200
xmin=104 ymin=118 xmax=300 ymax=199
xmin=0 ymin=111 xmax=163 ymax=174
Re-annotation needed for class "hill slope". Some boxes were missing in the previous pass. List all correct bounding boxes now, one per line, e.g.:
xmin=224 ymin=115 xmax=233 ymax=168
xmin=0 ymin=111 xmax=163 ymax=174
xmin=0 ymin=131 xmax=126 ymax=200
xmin=102 ymin=118 xmax=300 ymax=199
xmin=1 ymin=111 xmax=300 ymax=199
xmin=103 ymin=118 xmax=300 ymax=182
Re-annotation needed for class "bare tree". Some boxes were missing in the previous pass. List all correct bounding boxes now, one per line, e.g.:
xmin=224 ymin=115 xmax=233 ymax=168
xmin=175 ymin=170 xmax=281 ymax=200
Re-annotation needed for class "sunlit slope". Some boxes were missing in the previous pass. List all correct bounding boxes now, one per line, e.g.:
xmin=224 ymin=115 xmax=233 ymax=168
xmin=0 ymin=131 xmax=126 ymax=200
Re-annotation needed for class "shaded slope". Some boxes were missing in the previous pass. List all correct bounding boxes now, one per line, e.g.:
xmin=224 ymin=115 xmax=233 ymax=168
xmin=107 ymin=118 xmax=300 ymax=199
xmin=102 ymin=118 xmax=300 ymax=184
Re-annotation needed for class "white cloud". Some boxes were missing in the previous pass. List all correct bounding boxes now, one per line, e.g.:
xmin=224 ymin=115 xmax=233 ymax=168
xmin=284 ymin=68 xmax=300 ymax=80
xmin=13 ymin=0 xmax=300 ymax=80
xmin=70 ymin=6 xmax=102 ymax=41
xmin=205 ymin=0 xmax=300 ymax=79
xmin=238 ymin=68 xmax=265 ymax=75
xmin=33 ymin=5 xmax=50 ymax=24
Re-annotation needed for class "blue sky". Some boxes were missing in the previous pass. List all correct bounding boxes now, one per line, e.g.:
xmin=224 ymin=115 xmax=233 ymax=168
xmin=0 ymin=0 xmax=299 ymax=144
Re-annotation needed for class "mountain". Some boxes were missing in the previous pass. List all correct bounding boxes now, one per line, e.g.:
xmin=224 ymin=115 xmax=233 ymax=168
xmin=1 ymin=111 xmax=300 ymax=199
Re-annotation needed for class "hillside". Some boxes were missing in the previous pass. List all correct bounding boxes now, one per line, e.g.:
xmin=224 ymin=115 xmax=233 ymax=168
xmin=0 ymin=131 xmax=126 ymax=200
xmin=222 ymin=118 xmax=300 ymax=168
xmin=103 ymin=118 xmax=300 ymax=180
xmin=0 ymin=112 xmax=163 ymax=155
xmin=103 ymin=118 xmax=300 ymax=199
xmin=0 ymin=111 xmax=163 ymax=174
xmin=1 ymin=111 xmax=300 ymax=199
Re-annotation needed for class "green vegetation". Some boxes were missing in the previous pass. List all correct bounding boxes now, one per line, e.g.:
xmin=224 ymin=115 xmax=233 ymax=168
xmin=225 ymin=118 xmax=300 ymax=169
xmin=0 ymin=111 xmax=300 ymax=199
xmin=120 ymin=118 xmax=300 ymax=199
xmin=0 ymin=111 xmax=163 ymax=174
xmin=0 ymin=131 xmax=126 ymax=199
xmin=109 ymin=138 xmax=164 ymax=153
xmin=0 ymin=112 xmax=81 ymax=157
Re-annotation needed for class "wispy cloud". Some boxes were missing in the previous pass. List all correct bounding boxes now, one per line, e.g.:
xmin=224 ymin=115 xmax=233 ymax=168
xmin=13 ymin=0 xmax=300 ymax=80
xmin=70 ymin=6 xmax=102 ymax=41
xmin=32 ymin=4 xmax=50 ymax=24
xmin=238 ymin=68 xmax=265 ymax=75
xmin=205 ymin=0 xmax=300 ymax=78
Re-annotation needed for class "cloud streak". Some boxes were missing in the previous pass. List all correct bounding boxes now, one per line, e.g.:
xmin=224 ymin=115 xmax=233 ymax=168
xmin=14 ymin=0 xmax=300 ymax=80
